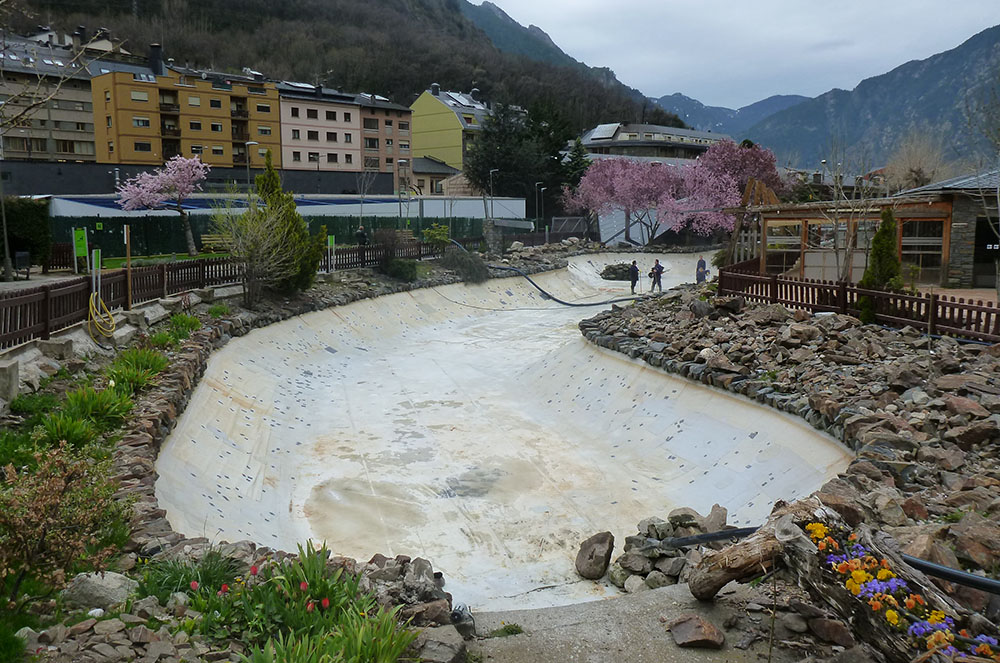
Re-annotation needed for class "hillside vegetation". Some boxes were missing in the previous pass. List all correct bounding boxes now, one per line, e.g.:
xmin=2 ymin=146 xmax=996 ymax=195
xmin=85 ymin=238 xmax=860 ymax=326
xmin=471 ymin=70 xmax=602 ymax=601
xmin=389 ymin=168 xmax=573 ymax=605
xmin=27 ymin=0 xmax=683 ymax=132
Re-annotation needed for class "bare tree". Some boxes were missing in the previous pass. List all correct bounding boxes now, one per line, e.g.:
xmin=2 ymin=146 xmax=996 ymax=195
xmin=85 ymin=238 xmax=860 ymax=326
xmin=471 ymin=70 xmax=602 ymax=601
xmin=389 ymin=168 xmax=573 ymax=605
xmin=884 ymin=130 xmax=958 ymax=194
xmin=212 ymin=197 xmax=300 ymax=308
xmin=355 ymin=162 xmax=379 ymax=230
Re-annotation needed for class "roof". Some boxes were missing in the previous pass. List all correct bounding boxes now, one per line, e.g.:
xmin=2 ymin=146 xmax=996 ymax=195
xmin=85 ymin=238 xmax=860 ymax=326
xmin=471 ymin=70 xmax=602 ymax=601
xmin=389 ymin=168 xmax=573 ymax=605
xmin=410 ymin=156 xmax=460 ymax=176
xmin=275 ymin=82 xmax=357 ymax=104
xmin=0 ymin=35 xmax=153 ymax=81
xmin=581 ymin=122 xmax=728 ymax=146
xmin=423 ymin=89 xmax=492 ymax=130
xmin=902 ymin=169 xmax=1000 ymax=194
xmin=354 ymin=92 xmax=411 ymax=113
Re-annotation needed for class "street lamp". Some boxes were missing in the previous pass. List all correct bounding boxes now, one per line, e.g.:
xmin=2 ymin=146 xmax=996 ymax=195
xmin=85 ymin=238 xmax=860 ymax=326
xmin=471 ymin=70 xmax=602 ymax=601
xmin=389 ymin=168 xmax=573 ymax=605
xmin=489 ymin=168 xmax=499 ymax=218
xmin=534 ymin=181 xmax=543 ymax=223
xmin=397 ymin=159 xmax=408 ymax=219
xmin=540 ymin=186 xmax=548 ymax=230
xmin=244 ymin=141 xmax=259 ymax=191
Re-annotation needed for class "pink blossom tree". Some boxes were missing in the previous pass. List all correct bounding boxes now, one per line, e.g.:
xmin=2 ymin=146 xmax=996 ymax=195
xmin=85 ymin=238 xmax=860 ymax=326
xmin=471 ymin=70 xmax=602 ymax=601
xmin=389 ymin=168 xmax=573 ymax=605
xmin=117 ymin=156 xmax=211 ymax=256
xmin=698 ymin=139 xmax=785 ymax=197
xmin=564 ymin=158 xmax=739 ymax=244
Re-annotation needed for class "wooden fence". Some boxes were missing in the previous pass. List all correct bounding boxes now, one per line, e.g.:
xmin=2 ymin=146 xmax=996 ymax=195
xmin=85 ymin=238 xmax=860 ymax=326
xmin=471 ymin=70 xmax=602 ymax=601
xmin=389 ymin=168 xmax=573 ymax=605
xmin=719 ymin=260 xmax=1000 ymax=343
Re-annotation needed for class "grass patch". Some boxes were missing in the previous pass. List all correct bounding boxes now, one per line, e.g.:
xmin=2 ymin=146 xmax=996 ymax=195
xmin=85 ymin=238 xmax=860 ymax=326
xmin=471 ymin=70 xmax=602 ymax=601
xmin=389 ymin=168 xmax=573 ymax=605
xmin=207 ymin=304 xmax=230 ymax=319
xmin=9 ymin=393 xmax=59 ymax=429
xmin=35 ymin=411 xmax=97 ymax=448
xmin=137 ymin=550 xmax=242 ymax=606
xmin=62 ymin=387 xmax=132 ymax=433
xmin=0 ymin=430 xmax=38 ymax=471
xmin=486 ymin=623 xmax=523 ymax=638
xmin=169 ymin=314 xmax=201 ymax=341
xmin=440 ymin=247 xmax=489 ymax=283
xmin=101 ymin=252 xmax=228 ymax=270
xmin=0 ymin=622 xmax=24 ymax=663
xmin=146 ymin=331 xmax=176 ymax=350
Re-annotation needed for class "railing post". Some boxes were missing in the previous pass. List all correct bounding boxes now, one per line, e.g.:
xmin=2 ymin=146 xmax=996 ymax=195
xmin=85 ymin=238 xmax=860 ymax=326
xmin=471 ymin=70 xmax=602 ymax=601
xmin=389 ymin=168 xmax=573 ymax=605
xmin=928 ymin=292 xmax=938 ymax=336
xmin=160 ymin=263 xmax=168 ymax=298
xmin=200 ymin=260 xmax=207 ymax=289
xmin=769 ymin=274 xmax=778 ymax=304
xmin=42 ymin=285 xmax=51 ymax=340
xmin=838 ymin=281 xmax=847 ymax=314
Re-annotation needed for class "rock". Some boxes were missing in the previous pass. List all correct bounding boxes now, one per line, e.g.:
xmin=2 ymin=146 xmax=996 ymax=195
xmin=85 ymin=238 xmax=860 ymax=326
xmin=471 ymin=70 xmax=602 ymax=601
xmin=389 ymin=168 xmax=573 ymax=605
xmin=690 ymin=300 xmax=714 ymax=318
xmin=666 ymin=614 xmax=725 ymax=649
xmin=667 ymin=507 xmax=703 ymax=529
xmin=607 ymin=563 xmax=630 ymax=588
xmin=575 ymin=531 xmax=615 ymax=579
xmin=901 ymin=496 xmax=929 ymax=521
xmin=617 ymin=551 xmax=654 ymax=575
xmin=414 ymin=625 xmax=467 ymax=663
xmin=945 ymin=395 xmax=990 ymax=418
xmin=944 ymin=421 xmax=998 ymax=449
xmin=780 ymin=613 xmax=809 ymax=633
xmin=916 ymin=446 xmax=966 ymax=471
xmin=132 ymin=595 xmax=161 ymax=618
xmin=637 ymin=516 xmax=673 ymax=539
xmin=69 ymin=618 xmax=97 ymax=636
xmin=63 ymin=571 xmax=138 ymax=609
xmin=703 ymin=504 xmax=728 ymax=533
xmin=623 ymin=574 xmax=650 ymax=593
xmin=644 ymin=570 xmax=674 ymax=589
xmin=808 ymin=618 xmax=855 ymax=647
xmin=508 ymin=241 xmax=525 ymax=251
xmin=828 ymin=646 xmax=878 ymax=663
xmin=654 ymin=556 xmax=687 ymax=577
xmin=38 ymin=623 xmax=69 ymax=644
xmin=93 ymin=618 xmax=125 ymax=636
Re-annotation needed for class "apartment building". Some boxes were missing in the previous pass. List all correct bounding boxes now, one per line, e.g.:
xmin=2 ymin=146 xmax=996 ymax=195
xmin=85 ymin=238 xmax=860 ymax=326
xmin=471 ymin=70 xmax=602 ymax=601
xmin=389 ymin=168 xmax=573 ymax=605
xmin=355 ymin=93 xmax=413 ymax=193
xmin=409 ymin=85 xmax=490 ymax=171
xmin=91 ymin=47 xmax=282 ymax=168
xmin=276 ymin=83 xmax=360 ymax=173
xmin=580 ymin=123 xmax=727 ymax=160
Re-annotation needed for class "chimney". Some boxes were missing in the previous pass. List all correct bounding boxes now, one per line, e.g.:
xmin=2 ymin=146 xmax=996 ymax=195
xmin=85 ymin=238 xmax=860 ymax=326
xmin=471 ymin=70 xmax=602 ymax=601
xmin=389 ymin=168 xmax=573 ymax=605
xmin=469 ymin=87 xmax=480 ymax=101
xmin=149 ymin=43 xmax=163 ymax=76
xmin=71 ymin=31 xmax=81 ymax=52
xmin=430 ymin=83 xmax=440 ymax=96
xmin=315 ymin=83 xmax=323 ymax=98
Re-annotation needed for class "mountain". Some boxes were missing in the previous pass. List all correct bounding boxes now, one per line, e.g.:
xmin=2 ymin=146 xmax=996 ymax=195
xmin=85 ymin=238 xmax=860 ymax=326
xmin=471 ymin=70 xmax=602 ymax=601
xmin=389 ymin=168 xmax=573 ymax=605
xmin=654 ymin=93 xmax=808 ymax=136
xmin=23 ymin=0 xmax=681 ymax=134
xmin=743 ymin=25 xmax=1000 ymax=167
xmin=458 ymin=1 xmax=576 ymax=68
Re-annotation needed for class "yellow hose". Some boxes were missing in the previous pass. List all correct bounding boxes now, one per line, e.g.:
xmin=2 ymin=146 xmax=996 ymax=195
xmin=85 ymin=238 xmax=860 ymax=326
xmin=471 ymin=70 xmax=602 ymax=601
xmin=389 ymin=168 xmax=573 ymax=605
xmin=88 ymin=291 xmax=116 ymax=342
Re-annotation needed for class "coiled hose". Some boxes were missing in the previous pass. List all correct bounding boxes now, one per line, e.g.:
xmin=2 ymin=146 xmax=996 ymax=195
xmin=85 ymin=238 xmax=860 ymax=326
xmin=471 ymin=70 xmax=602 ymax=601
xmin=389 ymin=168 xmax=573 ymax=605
xmin=88 ymin=291 xmax=116 ymax=343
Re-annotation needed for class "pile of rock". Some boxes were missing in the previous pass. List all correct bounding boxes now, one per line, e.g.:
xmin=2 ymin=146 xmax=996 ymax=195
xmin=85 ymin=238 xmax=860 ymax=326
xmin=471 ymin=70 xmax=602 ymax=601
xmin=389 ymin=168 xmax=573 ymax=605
xmin=599 ymin=262 xmax=633 ymax=281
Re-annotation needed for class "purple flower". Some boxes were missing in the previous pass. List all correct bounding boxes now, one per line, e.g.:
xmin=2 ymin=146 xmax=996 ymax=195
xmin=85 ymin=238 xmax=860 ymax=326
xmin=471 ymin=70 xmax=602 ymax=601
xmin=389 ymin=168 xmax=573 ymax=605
xmin=975 ymin=634 xmax=999 ymax=647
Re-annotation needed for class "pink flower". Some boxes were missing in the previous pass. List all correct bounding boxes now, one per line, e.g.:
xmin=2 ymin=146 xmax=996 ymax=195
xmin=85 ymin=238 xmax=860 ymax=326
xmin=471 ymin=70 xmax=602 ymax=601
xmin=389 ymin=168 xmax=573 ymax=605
xmin=190 ymin=581 xmax=199 ymax=591
xmin=250 ymin=565 xmax=258 ymax=576
xmin=220 ymin=584 xmax=229 ymax=594
xmin=321 ymin=597 xmax=330 ymax=610
xmin=306 ymin=601 xmax=315 ymax=613
xmin=299 ymin=581 xmax=309 ymax=591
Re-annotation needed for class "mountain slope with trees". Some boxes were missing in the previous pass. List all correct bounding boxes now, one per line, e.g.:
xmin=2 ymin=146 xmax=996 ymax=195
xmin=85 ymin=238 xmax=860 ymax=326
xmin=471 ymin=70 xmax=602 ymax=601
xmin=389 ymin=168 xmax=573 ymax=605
xmin=654 ymin=92 xmax=808 ymax=136
xmin=26 ymin=0 xmax=682 ymax=133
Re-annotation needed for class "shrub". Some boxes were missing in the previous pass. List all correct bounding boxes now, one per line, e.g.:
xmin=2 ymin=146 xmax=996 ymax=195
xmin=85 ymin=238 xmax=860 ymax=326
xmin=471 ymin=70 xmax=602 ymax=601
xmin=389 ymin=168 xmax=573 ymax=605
xmin=858 ymin=209 xmax=902 ymax=323
xmin=374 ymin=228 xmax=401 ymax=273
xmin=9 ymin=393 xmax=59 ymax=429
xmin=138 ymin=550 xmax=242 ymax=606
xmin=0 ymin=623 xmax=23 ymax=663
xmin=711 ymin=248 xmax=730 ymax=270
xmin=62 ymin=387 xmax=132 ymax=432
xmin=440 ymin=247 xmax=490 ymax=283
xmin=422 ymin=223 xmax=450 ymax=250
xmin=207 ymin=303 xmax=230 ymax=319
xmin=0 ymin=446 xmax=122 ymax=606
xmin=169 ymin=314 xmax=201 ymax=340
xmin=106 ymin=365 xmax=156 ymax=395
xmin=35 ymin=412 xmax=96 ymax=448
xmin=114 ymin=348 xmax=170 ymax=374
xmin=384 ymin=258 xmax=417 ymax=282
xmin=147 ymin=331 xmax=176 ymax=349
xmin=0 ymin=430 xmax=36 ymax=471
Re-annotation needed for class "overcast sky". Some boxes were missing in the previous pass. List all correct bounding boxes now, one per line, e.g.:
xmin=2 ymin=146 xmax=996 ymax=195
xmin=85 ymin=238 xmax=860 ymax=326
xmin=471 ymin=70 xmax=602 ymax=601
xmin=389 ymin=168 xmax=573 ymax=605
xmin=479 ymin=1 xmax=1000 ymax=109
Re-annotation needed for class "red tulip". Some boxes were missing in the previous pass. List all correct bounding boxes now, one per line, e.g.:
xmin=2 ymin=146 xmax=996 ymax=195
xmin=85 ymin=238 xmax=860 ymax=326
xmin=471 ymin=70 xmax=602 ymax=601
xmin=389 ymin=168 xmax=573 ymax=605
xmin=299 ymin=581 xmax=309 ymax=591
xmin=306 ymin=601 xmax=315 ymax=613
xmin=321 ymin=597 xmax=330 ymax=610
xmin=220 ymin=584 xmax=230 ymax=594
xmin=250 ymin=565 xmax=259 ymax=576
xmin=190 ymin=581 xmax=199 ymax=591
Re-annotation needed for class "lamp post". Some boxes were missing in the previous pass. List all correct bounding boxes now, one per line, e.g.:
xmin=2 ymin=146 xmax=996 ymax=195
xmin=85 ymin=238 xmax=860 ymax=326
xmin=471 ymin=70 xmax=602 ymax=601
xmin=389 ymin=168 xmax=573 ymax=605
xmin=244 ymin=140 xmax=259 ymax=191
xmin=396 ymin=159 xmax=408 ymax=220
xmin=489 ymin=168 xmax=499 ymax=218
xmin=534 ymin=181 xmax=543 ymax=224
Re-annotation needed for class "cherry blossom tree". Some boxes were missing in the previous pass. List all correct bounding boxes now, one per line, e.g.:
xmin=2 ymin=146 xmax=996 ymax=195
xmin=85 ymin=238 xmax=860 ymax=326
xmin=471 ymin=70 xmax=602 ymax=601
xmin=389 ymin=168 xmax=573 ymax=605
xmin=699 ymin=139 xmax=785 ymax=197
xmin=564 ymin=158 xmax=739 ymax=244
xmin=117 ymin=156 xmax=211 ymax=256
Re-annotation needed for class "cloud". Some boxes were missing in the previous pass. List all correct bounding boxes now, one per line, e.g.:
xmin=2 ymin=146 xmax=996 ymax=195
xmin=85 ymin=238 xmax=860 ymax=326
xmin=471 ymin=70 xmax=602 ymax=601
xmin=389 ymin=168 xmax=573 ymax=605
xmin=477 ymin=0 xmax=1000 ymax=108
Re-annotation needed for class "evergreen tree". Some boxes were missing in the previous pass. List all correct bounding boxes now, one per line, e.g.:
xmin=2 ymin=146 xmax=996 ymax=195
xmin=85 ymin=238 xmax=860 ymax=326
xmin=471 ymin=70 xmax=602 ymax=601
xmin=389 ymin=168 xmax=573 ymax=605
xmin=857 ymin=208 xmax=901 ymax=323
xmin=563 ymin=138 xmax=591 ymax=190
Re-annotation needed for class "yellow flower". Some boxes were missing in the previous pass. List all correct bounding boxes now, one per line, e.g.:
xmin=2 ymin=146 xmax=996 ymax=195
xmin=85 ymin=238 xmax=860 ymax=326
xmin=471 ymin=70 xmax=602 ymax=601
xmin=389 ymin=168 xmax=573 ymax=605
xmin=876 ymin=568 xmax=895 ymax=580
xmin=928 ymin=610 xmax=947 ymax=625
xmin=845 ymin=579 xmax=861 ymax=595
xmin=805 ymin=522 xmax=828 ymax=541
xmin=851 ymin=570 xmax=872 ymax=585
xmin=885 ymin=610 xmax=899 ymax=626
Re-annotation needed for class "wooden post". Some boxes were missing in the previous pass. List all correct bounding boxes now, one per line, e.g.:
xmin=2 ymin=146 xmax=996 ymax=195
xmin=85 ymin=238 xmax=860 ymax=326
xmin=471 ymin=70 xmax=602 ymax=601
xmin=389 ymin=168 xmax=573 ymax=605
xmin=759 ymin=216 xmax=769 ymax=275
xmin=928 ymin=292 xmax=938 ymax=336
xmin=42 ymin=285 xmax=51 ymax=340
xmin=799 ymin=220 xmax=807 ymax=280
xmin=838 ymin=281 xmax=847 ymax=314
xmin=160 ymin=263 xmax=168 ymax=298
xmin=769 ymin=273 xmax=778 ymax=304
xmin=199 ymin=259 xmax=207 ymax=289
xmin=125 ymin=225 xmax=132 ymax=310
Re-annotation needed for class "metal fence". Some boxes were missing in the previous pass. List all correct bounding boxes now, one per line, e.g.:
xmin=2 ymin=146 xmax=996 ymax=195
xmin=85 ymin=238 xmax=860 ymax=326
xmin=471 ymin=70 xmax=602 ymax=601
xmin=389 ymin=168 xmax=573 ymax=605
xmin=719 ymin=259 xmax=1000 ymax=343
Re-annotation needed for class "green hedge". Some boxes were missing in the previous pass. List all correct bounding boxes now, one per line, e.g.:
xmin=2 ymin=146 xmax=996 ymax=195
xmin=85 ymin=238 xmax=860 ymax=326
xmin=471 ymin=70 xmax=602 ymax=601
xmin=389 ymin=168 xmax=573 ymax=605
xmin=0 ymin=198 xmax=50 ymax=265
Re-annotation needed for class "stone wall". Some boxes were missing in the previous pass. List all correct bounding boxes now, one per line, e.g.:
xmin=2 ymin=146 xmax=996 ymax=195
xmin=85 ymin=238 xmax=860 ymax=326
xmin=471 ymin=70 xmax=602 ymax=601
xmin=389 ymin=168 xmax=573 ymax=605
xmin=947 ymin=192 xmax=997 ymax=289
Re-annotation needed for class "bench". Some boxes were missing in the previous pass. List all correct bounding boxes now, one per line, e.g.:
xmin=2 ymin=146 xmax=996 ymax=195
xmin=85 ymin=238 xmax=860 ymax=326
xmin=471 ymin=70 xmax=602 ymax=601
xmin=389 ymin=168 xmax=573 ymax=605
xmin=199 ymin=233 xmax=232 ymax=252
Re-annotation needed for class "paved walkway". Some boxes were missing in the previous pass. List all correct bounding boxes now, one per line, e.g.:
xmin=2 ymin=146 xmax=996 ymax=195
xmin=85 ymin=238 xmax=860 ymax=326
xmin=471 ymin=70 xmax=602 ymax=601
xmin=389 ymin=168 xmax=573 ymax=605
xmin=919 ymin=286 xmax=996 ymax=305
xmin=0 ymin=270 xmax=81 ymax=293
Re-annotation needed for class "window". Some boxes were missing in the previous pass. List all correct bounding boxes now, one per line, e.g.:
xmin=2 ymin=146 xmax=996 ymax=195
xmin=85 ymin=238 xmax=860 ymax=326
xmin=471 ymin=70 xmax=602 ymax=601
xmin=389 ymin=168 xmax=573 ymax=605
xmin=400 ymin=142 xmax=409 ymax=150
xmin=131 ymin=90 xmax=149 ymax=102
xmin=132 ymin=117 xmax=151 ymax=128
xmin=325 ymin=110 xmax=336 ymax=121
xmin=211 ymin=81 xmax=231 ymax=91
xmin=308 ymin=152 xmax=319 ymax=162
xmin=134 ymin=141 xmax=152 ymax=152
xmin=104 ymin=90 xmax=111 ymax=102
xmin=344 ymin=112 xmax=351 ymax=122
xmin=212 ymin=145 xmax=224 ymax=155
xmin=399 ymin=121 xmax=409 ymax=131
xmin=385 ymin=139 xmax=393 ymax=147
xmin=307 ymin=130 xmax=319 ymax=141
xmin=210 ymin=98 xmax=222 ymax=108
xmin=385 ymin=157 xmax=393 ymax=165
xmin=188 ymin=96 xmax=201 ymax=107
xmin=291 ymin=129 xmax=300 ymax=140
xmin=258 ymin=126 xmax=272 ymax=136
xmin=363 ymin=118 xmax=379 ymax=130
xmin=106 ymin=116 xmax=112 ymax=128
xmin=256 ymin=103 xmax=270 ymax=113
xmin=326 ymin=132 xmax=337 ymax=142
xmin=326 ymin=153 xmax=338 ymax=163
xmin=76 ymin=122 xmax=88 ymax=131
xmin=211 ymin=122 xmax=223 ymax=132
xmin=132 ymin=72 xmax=156 ymax=82
xmin=247 ymin=86 xmax=266 ymax=95
xmin=364 ymin=137 xmax=379 ymax=149
xmin=56 ymin=139 xmax=74 ymax=153
xmin=258 ymin=148 xmax=268 ymax=158
xmin=434 ymin=179 xmax=444 ymax=194
xmin=290 ymin=107 xmax=299 ymax=117
xmin=306 ymin=109 xmax=318 ymax=119
xmin=292 ymin=151 xmax=301 ymax=162
xmin=191 ymin=145 xmax=203 ymax=155
xmin=108 ymin=141 xmax=114 ymax=153
xmin=189 ymin=120 xmax=202 ymax=130
xmin=385 ymin=120 xmax=393 ymax=127
xmin=364 ymin=156 xmax=380 ymax=169
xmin=344 ymin=133 xmax=352 ymax=144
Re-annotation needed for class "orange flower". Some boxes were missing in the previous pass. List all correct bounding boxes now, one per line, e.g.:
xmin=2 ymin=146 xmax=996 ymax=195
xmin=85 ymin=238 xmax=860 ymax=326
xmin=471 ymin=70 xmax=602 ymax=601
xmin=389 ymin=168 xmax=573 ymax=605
xmin=869 ymin=599 xmax=882 ymax=612
xmin=848 ymin=559 xmax=863 ymax=571
xmin=976 ymin=643 xmax=993 ymax=657
xmin=836 ymin=562 xmax=850 ymax=574
xmin=818 ymin=540 xmax=827 ymax=551
xmin=848 ymin=532 xmax=857 ymax=542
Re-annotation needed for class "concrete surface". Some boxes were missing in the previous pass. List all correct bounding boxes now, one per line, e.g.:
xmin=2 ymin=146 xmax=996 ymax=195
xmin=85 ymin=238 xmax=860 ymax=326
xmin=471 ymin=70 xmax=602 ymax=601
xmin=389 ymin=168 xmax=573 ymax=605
xmin=469 ymin=582 xmax=801 ymax=663
xmin=155 ymin=253 xmax=850 ymax=611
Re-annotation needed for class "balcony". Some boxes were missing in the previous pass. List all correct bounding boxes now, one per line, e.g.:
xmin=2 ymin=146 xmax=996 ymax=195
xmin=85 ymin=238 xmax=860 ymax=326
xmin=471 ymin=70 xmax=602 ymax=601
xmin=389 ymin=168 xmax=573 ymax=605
xmin=164 ymin=149 xmax=181 ymax=160
xmin=233 ymin=154 xmax=248 ymax=164
xmin=231 ymin=109 xmax=249 ymax=119
xmin=159 ymin=102 xmax=180 ymax=113
xmin=161 ymin=127 xmax=181 ymax=137
xmin=231 ymin=131 xmax=249 ymax=142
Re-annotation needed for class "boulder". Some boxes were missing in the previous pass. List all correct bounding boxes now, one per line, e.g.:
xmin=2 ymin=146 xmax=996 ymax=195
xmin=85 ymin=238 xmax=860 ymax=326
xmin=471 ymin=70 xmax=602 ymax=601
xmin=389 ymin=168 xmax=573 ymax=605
xmin=617 ymin=551 xmax=654 ymax=575
xmin=644 ymin=570 xmax=675 ymax=589
xmin=63 ymin=572 xmax=138 ymax=610
xmin=413 ymin=625 xmax=467 ymax=663
xmin=666 ymin=614 xmax=725 ymax=649
xmin=623 ymin=574 xmax=650 ymax=593
xmin=808 ymin=618 xmax=856 ymax=647
xmin=575 ymin=531 xmax=615 ymax=579
xmin=607 ymin=563 xmax=630 ymax=588
xmin=667 ymin=507 xmax=703 ymax=529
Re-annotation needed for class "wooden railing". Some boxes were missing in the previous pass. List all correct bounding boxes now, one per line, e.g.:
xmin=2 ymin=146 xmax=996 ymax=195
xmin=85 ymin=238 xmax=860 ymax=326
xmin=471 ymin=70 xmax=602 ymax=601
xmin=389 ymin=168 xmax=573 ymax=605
xmin=719 ymin=262 xmax=1000 ymax=343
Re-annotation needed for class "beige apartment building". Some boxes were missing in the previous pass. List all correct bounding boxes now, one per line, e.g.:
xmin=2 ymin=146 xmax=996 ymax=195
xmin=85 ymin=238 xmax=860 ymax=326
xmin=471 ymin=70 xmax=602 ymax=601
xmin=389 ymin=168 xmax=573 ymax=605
xmin=356 ymin=93 xmax=413 ymax=193
xmin=276 ymin=83 xmax=360 ymax=174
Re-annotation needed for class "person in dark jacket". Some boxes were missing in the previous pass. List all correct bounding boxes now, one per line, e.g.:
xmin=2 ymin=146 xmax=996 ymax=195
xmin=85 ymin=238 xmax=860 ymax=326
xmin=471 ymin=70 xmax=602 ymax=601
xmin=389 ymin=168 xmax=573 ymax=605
xmin=696 ymin=255 xmax=707 ymax=283
xmin=651 ymin=259 xmax=664 ymax=292
xmin=355 ymin=225 xmax=368 ymax=246
xmin=628 ymin=260 xmax=640 ymax=294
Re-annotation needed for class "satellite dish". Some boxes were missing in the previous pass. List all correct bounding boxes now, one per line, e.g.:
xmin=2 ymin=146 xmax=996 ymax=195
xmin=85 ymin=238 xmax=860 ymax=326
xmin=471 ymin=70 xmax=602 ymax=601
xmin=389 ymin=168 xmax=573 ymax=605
xmin=201 ymin=72 xmax=207 ymax=79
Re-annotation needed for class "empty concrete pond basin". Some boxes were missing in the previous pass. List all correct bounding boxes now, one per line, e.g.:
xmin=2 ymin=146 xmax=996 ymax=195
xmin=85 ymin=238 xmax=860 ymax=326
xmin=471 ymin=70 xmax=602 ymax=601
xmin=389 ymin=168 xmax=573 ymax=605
xmin=156 ymin=253 xmax=851 ymax=610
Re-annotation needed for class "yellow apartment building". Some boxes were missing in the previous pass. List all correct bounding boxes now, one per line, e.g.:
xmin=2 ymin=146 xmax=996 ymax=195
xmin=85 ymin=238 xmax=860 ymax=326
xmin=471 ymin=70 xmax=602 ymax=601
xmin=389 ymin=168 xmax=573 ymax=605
xmin=92 ymin=51 xmax=281 ymax=168
xmin=409 ymin=85 xmax=491 ymax=171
